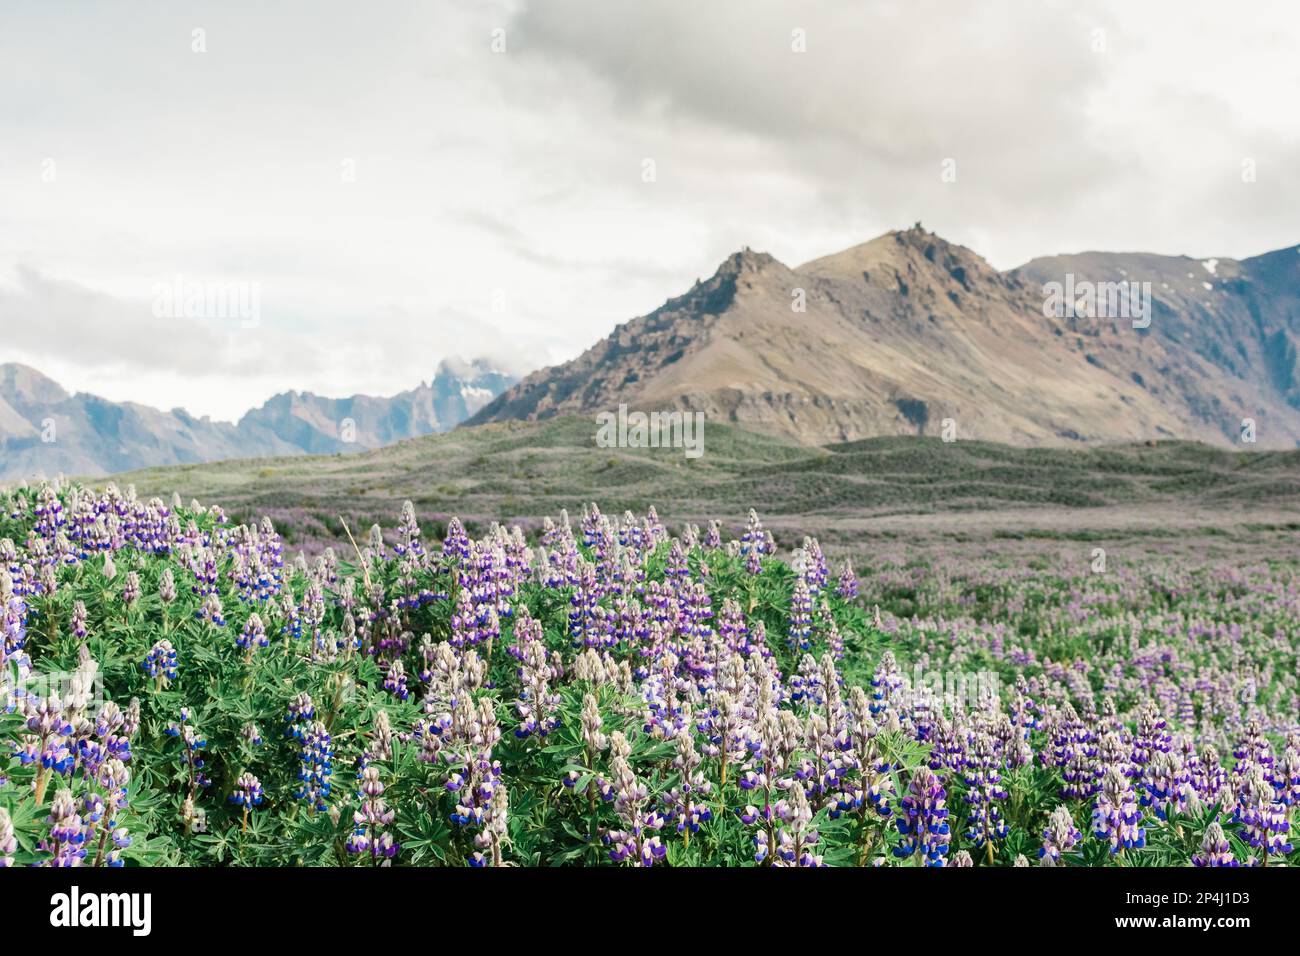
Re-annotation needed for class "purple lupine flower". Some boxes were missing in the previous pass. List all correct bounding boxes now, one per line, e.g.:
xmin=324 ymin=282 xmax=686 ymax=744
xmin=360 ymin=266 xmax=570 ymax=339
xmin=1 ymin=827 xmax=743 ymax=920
xmin=158 ymin=568 xmax=177 ymax=604
xmin=1 ymin=586 xmax=29 ymax=680
xmin=295 ymin=720 xmax=334 ymax=813
xmin=195 ymin=592 xmax=225 ymax=627
xmin=870 ymin=651 xmax=903 ymax=717
xmin=1233 ymin=718 xmax=1274 ymax=779
xmin=466 ymin=540 xmax=515 ymax=623
xmin=230 ymin=771 xmax=264 ymax=808
xmin=450 ymin=587 xmax=480 ymax=649
xmin=740 ymin=509 xmax=771 ymax=574
xmin=469 ymin=784 xmax=509 ymax=867
xmin=1141 ymin=749 xmax=1190 ymax=820
xmin=448 ymin=751 xmax=503 ymax=825
xmin=122 ymin=697 xmax=141 ymax=737
xmin=1039 ymin=805 xmax=1081 ymax=865
xmin=788 ymin=578 xmax=813 ymax=651
xmin=367 ymin=710 xmax=393 ymax=762
xmin=772 ymin=785 xmax=824 ymax=867
xmin=539 ymin=533 xmax=581 ymax=589
xmin=1052 ymin=704 xmax=1101 ymax=799
xmin=1192 ymin=821 xmax=1238 ymax=867
xmin=142 ymin=639 xmax=178 ymax=682
xmin=441 ymin=516 xmax=471 ymax=566
xmin=71 ymin=600 xmax=88 ymax=639
xmin=567 ymin=560 xmax=613 ymax=649
xmin=714 ymin=598 xmax=749 ymax=655
xmin=40 ymin=789 xmax=87 ymax=866
xmin=515 ymin=638 xmax=561 ymax=739
xmin=121 ymin=571 xmax=141 ymax=607
xmin=1092 ymin=766 xmax=1145 ymax=854
xmin=602 ymin=732 xmax=666 ymax=866
xmin=680 ymin=581 xmax=712 ymax=640
xmin=382 ymin=659 xmax=409 ymax=702
xmin=579 ymin=690 xmax=607 ymax=756
xmin=33 ymin=485 xmax=65 ymax=538
xmin=25 ymin=693 xmax=76 ymax=791
xmin=507 ymin=604 xmax=541 ymax=661
xmin=392 ymin=501 xmax=425 ymax=560
xmin=836 ymin=559 xmax=859 ymax=600
xmin=347 ymin=765 xmax=399 ymax=864
xmin=164 ymin=709 xmax=211 ymax=791
xmin=1272 ymin=745 xmax=1300 ymax=806
xmin=894 ymin=766 xmax=951 ymax=866
xmin=82 ymin=792 xmax=106 ymax=827
xmin=995 ymin=712 xmax=1032 ymax=769
xmin=1192 ymin=745 xmax=1228 ymax=804
xmin=236 ymin=612 xmax=268 ymax=655
xmin=800 ymin=537 xmax=828 ymax=594
xmin=963 ymin=729 xmax=1009 ymax=853
xmin=101 ymin=825 xmax=131 ymax=867
xmin=96 ymin=757 xmax=130 ymax=813
xmin=186 ymin=546 xmax=220 ymax=598
xmin=228 ymin=769 xmax=264 ymax=837
xmin=285 ymin=692 xmax=315 ymax=740
xmin=1130 ymin=700 xmax=1172 ymax=771
xmin=845 ymin=689 xmax=895 ymax=824
xmin=1233 ymin=764 xmax=1292 ymax=861
xmin=447 ymin=698 xmax=504 ymax=856
xmin=664 ymin=729 xmax=713 ymax=839
xmin=665 ymin=538 xmax=689 ymax=580
xmin=928 ymin=714 xmax=967 ymax=773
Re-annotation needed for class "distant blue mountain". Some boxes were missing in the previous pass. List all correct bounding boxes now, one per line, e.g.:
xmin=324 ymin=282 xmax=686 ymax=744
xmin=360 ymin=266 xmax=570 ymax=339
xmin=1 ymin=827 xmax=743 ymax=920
xmin=0 ymin=358 xmax=518 ymax=480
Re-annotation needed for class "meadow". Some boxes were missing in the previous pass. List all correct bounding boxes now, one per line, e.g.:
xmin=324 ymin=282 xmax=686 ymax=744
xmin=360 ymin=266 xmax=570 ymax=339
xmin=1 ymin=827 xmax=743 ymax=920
xmin=111 ymin=417 xmax=1300 ymax=553
xmin=2 ymin=460 xmax=1297 ymax=867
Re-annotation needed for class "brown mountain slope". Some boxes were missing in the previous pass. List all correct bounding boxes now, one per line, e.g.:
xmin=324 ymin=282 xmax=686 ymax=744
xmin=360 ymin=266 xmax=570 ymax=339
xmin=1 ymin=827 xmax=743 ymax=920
xmin=466 ymin=226 xmax=1300 ymax=448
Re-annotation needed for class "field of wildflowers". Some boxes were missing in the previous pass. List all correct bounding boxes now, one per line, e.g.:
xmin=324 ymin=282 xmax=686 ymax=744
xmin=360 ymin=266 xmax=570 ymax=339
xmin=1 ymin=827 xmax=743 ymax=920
xmin=1 ymin=479 xmax=1296 ymax=868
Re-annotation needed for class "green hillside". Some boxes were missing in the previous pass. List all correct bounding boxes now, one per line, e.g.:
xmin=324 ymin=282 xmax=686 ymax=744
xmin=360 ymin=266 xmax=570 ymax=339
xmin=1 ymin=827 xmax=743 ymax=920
xmin=102 ymin=417 xmax=1300 ymax=551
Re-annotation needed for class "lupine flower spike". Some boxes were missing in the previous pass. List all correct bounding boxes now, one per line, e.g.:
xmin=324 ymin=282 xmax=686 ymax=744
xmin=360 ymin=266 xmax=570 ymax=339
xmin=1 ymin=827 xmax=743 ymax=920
xmin=230 ymin=771 xmax=264 ymax=832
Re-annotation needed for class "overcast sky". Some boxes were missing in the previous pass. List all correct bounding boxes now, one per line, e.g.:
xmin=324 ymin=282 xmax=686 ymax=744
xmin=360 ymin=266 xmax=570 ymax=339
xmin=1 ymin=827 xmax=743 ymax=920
xmin=2 ymin=0 xmax=1298 ymax=421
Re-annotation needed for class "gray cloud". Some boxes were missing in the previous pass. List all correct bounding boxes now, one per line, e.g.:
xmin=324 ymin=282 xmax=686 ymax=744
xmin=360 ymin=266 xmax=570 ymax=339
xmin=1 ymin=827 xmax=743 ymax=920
xmin=501 ymin=0 xmax=1300 ymax=265
xmin=1 ymin=266 xmax=269 ymax=376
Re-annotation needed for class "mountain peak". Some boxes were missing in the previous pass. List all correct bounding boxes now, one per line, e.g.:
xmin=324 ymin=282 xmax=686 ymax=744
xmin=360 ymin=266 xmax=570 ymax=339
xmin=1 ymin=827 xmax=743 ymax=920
xmin=689 ymin=248 xmax=783 ymax=297
xmin=718 ymin=246 xmax=780 ymax=275
xmin=0 ymin=362 xmax=71 ymax=405
xmin=796 ymin=225 xmax=999 ymax=295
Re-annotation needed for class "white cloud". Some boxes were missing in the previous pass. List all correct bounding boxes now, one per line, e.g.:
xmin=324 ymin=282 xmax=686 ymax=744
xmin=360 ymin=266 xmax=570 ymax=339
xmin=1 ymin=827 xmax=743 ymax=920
xmin=1 ymin=0 xmax=1297 ymax=418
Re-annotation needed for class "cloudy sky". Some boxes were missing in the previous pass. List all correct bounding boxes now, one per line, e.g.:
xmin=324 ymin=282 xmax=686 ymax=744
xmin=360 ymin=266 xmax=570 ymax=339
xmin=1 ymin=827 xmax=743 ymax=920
xmin=2 ymin=0 xmax=1298 ymax=421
